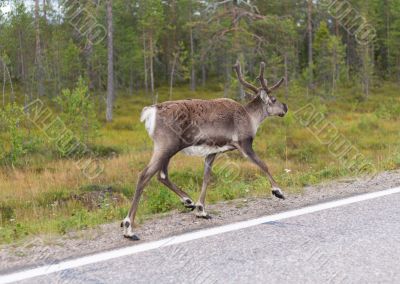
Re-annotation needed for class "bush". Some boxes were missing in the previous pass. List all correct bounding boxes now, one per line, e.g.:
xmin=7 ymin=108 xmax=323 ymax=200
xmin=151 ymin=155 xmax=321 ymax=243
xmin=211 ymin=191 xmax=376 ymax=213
xmin=375 ymin=99 xmax=400 ymax=120
xmin=145 ymin=187 xmax=179 ymax=214
xmin=0 ymin=103 xmax=40 ymax=166
xmin=357 ymin=114 xmax=379 ymax=131
xmin=0 ymin=203 xmax=15 ymax=224
xmin=54 ymin=77 xmax=100 ymax=146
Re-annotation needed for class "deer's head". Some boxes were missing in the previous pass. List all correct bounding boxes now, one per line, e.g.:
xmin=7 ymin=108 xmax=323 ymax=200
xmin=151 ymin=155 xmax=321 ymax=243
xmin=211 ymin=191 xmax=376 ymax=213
xmin=233 ymin=61 xmax=288 ymax=117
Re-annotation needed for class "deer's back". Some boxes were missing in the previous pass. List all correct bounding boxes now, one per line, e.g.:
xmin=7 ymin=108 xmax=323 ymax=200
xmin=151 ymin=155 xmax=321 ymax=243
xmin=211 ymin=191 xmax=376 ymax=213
xmin=141 ymin=98 xmax=252 ymax=151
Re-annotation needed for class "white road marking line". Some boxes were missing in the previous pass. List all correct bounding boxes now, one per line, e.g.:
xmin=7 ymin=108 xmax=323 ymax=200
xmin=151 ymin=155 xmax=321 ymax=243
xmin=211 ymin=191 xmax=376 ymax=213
xmin=1 ymin=186 xmax=400 ymax=284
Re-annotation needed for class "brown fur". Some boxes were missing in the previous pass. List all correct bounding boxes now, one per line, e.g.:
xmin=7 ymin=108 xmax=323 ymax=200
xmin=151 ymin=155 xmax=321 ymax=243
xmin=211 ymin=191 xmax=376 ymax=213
xmin=153 ymin=98 xmax=253 ymax=150
xmin=122 ymin=61 xmax=288 ymax=239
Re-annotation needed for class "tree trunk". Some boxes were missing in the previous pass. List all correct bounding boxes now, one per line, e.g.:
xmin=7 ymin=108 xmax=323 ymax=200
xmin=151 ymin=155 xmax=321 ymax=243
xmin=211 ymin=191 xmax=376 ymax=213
xmin=85 ymin=33 xmax=95 ymax=91
xmin=201 ymin=63 xmax=206 ymax=87
xmin=143 ymin=30 xmax=148 ymax=94
xmin=361 ymin=45 xmax=371 ymax=98
xmin=43 ymin=0 xmax=46 ymax=22
xmin=106 ymin=0 xmax=114 ymax=122
xmin=384 ymin=0 xmax=390 ymax=75
xmin=335 ymin=18 xmax=339 ymax=37
xmin=307 ymin=0 xmax=313 ymax=90
xmin=2 ymin=63 xmax=5 ymax=106
xmin=18 ymin=29 xmax=26 ymax=90
xmin=86 ymin=0 xmax=98 ymax=91
xmin=129 ymin=65 xmax=134 ymax=96
xmin=223 ymin=56 xmax=231 ymax=98
xmin=169 ymin=52 xmax=178 ymax=100
xmin=334 ymin=19 xmax=340 ymax=85
xmin=332 ymin=50 xmax=337 ymax=95
xmin=397 ymin=56 xmax=400 ymax=86
xmin=149 ymin=34 xmax=155 ymax=101
xmin=188 ymin=1 xmax=196 ymax=91
xmin=189 ymin=25 xmax=196 ymax=91
xmin=55 ymin=40 xmax=61 ymax=94
xmin=284 ymin=52 xmax=289 ymax=100
xmin=35 ymin=0 xmax=44 ymax=97
xmin=346 ymin=32 xmax=351 ymax=81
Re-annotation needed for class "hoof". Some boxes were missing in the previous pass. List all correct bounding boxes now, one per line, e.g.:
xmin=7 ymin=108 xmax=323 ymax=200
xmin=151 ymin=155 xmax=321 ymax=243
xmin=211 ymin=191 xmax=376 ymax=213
xmin=186 ymin=205 xmax=196 ymax=211
xmin=124 ymin=234 xmax=140 ymax=241
xmin=182 ymin=198 xmax=196 ymax=211
xmin=195 ymin=205 xmax=211 ymax=219
xmin=196 ymin=213 xmax=212 ymax=219
xmin=122 ymin=217 xmax=139 ymax=240
xmin=185 ymin=204 xmax=196 ymax=211
xmin=272 ymin=187 xmax=285 ymax=200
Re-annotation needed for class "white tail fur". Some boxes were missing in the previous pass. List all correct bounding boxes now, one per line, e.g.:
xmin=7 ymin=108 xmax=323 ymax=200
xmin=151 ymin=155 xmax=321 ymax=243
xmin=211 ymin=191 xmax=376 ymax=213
xmin=140 ymin=106 xmax=157 ymax=137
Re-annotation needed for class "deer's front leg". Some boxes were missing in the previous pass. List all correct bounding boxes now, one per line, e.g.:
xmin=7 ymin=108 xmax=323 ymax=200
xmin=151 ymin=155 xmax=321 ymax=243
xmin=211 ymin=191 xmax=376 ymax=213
xmin=238 ymin=141 xmax=285 ymax=200
xmin=196 ymin=153 xmax=217 ymax=218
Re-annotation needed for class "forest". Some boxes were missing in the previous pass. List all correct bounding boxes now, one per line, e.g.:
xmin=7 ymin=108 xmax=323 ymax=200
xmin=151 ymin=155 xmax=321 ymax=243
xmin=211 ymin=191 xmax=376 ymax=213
xmin=0 ymin=0 xmax=399 ymax=243
xmin=0 ymin=0 xmax=399 ymax=105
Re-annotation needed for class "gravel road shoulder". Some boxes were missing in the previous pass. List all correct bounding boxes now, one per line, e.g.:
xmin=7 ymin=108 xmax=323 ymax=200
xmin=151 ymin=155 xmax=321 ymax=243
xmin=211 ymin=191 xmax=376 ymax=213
xmin=1 ymin=169 xmax=400 ymax=274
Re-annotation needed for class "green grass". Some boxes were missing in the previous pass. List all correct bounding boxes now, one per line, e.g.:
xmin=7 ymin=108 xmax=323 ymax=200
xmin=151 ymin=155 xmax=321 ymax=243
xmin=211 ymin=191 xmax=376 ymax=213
xmin=0 ymin=83 xmax=399 ymax=244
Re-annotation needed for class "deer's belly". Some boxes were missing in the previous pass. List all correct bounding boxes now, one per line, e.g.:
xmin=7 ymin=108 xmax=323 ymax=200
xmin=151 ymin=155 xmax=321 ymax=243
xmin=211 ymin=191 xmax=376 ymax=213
xmin=182 ymin=145 xmax=234 ymax=156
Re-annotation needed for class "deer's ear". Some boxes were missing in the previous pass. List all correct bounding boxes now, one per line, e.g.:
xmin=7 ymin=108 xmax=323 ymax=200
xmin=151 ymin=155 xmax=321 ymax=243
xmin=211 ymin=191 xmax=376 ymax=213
xmin=260 ymin=90 xmax=269 ymax=103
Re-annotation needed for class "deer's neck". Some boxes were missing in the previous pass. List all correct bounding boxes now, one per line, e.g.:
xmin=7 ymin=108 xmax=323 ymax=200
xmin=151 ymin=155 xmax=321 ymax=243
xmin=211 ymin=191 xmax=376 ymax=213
xmin=245 ymin=96 xmax=267 ymax=133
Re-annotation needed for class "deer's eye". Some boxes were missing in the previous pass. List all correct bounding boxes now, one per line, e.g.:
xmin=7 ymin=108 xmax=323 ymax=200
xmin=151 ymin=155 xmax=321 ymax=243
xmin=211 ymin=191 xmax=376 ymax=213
xmin=271 ymin=97 xmax=276 ymax=103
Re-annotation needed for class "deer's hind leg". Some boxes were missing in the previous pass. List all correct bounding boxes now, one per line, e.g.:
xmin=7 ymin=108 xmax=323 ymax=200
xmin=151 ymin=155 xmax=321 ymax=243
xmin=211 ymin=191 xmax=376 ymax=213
xmin=157 ymin=158 xmax=196 ymax=210
xmin=122 ymin=149 xmax=173 ymax=240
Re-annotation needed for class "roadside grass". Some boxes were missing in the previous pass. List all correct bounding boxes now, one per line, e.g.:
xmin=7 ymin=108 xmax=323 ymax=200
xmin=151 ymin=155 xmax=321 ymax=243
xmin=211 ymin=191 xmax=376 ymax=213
xmin=0 ymin=83 xmax=399 ymax=244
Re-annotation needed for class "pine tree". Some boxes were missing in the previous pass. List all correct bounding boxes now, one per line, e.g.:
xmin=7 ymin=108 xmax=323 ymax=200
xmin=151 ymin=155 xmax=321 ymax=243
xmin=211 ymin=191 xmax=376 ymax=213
xmin=314 ymin=21 xmax=346 ymax=94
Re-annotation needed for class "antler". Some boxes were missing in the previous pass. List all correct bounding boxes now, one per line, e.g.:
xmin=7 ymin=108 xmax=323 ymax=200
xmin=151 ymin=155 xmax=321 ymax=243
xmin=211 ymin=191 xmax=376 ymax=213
xmin=234 ymin=60 xmax=285 ymax=95
xmin=257 ymin=62 xmax=269 ymax=92
xmin=233 ymin=60 xmax=259 ymax=94
xmin=269 ymin=78 xmax=285 ymax=92
xmin=257 ymin=61 xmax=285 ymax=94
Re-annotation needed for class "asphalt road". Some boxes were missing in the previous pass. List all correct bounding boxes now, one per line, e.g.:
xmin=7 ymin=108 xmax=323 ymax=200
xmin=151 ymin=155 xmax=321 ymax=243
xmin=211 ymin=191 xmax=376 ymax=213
xmin=7 ymin=189 xmax=400 ymax=284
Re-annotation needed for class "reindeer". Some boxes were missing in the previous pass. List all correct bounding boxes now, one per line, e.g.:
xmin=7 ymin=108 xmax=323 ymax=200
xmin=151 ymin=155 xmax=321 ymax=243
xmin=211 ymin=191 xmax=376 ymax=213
xmin=122 ymin=61 xmax=288 ymax=239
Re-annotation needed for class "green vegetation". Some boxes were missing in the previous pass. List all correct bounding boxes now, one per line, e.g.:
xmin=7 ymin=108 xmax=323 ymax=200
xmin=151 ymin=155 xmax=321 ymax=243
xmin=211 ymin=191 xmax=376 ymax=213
xmin=0 ymin=0 xmax=399 ymax=244
xmin=0 ymin=84 xmax=399 ymax=244
xmin=0 ymin=103 xmax=42 ymax=166
xmin=54 ymin=78 xmax=100 ymax=145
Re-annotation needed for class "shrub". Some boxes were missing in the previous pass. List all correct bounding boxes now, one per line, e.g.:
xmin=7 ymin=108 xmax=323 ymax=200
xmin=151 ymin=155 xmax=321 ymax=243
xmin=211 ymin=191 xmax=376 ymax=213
xmin=357 ymin=114 xmax=379 ymax=131
xmin=375 ymin=99 xmax=400 ymax=120
xmin=0 ymin=103 xmax=40 ymax=166
xmin=145 ymin=187 xmax=179 ymax=214
xmin=0 ymin=203 xmax=15 ymax=224
xmin=54 ymin=77 xmax=100 ymax=146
